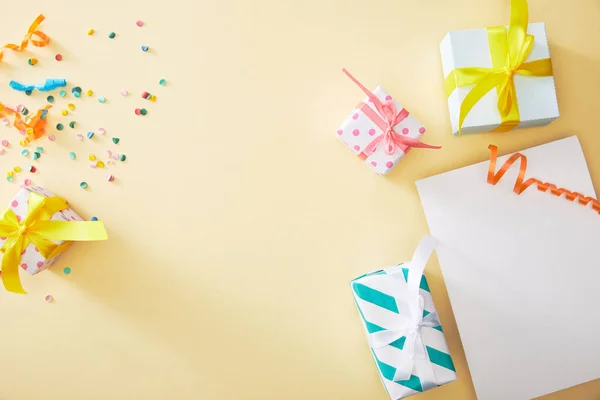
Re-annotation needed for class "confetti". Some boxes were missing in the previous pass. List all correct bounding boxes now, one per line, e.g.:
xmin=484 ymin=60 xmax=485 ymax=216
xmin=105 ymin=150 xmax=112 ymax=157
xmin=28 ymin=58 xmax=38 ymax=66
xmin=119 ymin=154 xmax=126 ymax=162
xmin=87 ymin=28 xmax=94 ymax=35
xmin=2 ymin=118 xmax=10 ymax=125
xmin=59 ymin=90 xmax=67 ymax=97
xmin=76 ymin=134 xmax=84 ymax=141
xmin=98 ymin=128 xmax=106 ymax=135
xmin=21 ymin=107 xmax=29 ymax=116
xmin=0 ymin=149 xmax=4 ymax=155
xmin=27 ymin=165 xmax=36 ymax=172
xmin=21 ymin=150 xmax=29 ymax=157
xmin=23 ymin=178 xmax=31 ymax=186
xmin=87 ymin=132 xmax=94 ymax=139
xmin=55 ymin=54 xmax=62 ymax=61
xmin=48 ymin=134 xmax=55 ymax=141
xmin=140 ymin=108 xmax=148 ymax=115
xmin=135 ymin=108 xmax=141 ymax=115
xmin=63 ymin=267 xmax=71 ymax=275
xmin=69 ymin=152 xmax=76 ymax=159
xmin=2 ymin=140 xmax=10 ymax=147
xmin=159 ymin=79 xmax=167 ymax=86
xmin=36 ymin=147 xmax=43 ymax=153
xmin=61 ymin=110 xmax=68 ymax=116
xmin=120 ymin=89 xmax=128 ymax=96
xmin=106 ymin=174 xmax=115 ymax=182
xmin=97 ymin=161 xmax=105 ymax=168
xmin=108 ymin=32 xmax=116 ymax=39
xmin=90 ymin=162 xmax=97 ymax=168
xmin=89 ymin=155 xmax=96 ymax=161
xmin=6 ymin=176 xmax=13 ymax=182
xmin=141 ymin=45 xmax=149 ymax=52
xmin=111 ymin=153 xmax=119 ymax=160
xmin=13 ymin=166 xmax=21 ymax=173
xmin=69 ymin=121 xmax=76 ymax=129
xmin=86 ymin=89 xmax=93 ymax=96
xmin=72 ymin=86 xmax=82 ymax=97
xmin=45 ymin=294 xmax=53 ymax=302
xmin=47 ymin=95 xmax=55 ymax=103
xmin=91 ymin=216 xmax=99 ymax=221
xmin=25 ymin=90 xmax=32 ymax=96
xmin=68 ymin=103 xmax=76 ymax=110
xmin=98 ymin=96 xmax=106 ymax=103
xmin=56 ymin=123 xmax=64 ymax=130
xmin=112 ymin=138 xmax=120 ymax=144
xmin=19 ymin=140 xmax=26 ymax=147
xmin=80 ymin=181 xmax=88 ymax=189
xmin=32 ymin=152 xmax=41 ymax=160
xmin=136 ymin=20 xmax=144 ymax=27
xmin=7 ymin=171 xmax=14 ymax=177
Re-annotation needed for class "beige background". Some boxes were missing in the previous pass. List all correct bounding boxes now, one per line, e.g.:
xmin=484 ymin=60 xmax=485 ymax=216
xmin=0 ymin=0 xmax=598 ymax=399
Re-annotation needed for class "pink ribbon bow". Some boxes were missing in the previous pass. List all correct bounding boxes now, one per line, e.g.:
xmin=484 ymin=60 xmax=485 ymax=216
xmin=343 ymin=69 xmax=441 ymax=156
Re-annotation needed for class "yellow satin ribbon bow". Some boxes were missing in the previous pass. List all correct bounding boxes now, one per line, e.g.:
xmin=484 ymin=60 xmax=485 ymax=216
xmin=0 ymin=192 xmax=107 ymax=294
xmin=0 ymin=14 xmax=50 ymax=63
xmin=444 ymin=0 xmax=554 ymax=134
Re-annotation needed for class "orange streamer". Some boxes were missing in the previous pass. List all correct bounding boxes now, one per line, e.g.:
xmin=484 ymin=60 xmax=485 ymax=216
xmin=0 ymin=15 xmax=49 ymax=63
xmin=0 ymin=103 xmax=52 ymax=143
xmin=487 ymin=145 xmax=600 ymax=213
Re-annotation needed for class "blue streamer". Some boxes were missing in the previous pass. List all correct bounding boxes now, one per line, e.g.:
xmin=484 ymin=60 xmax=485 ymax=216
xmin=9 ymin=79 xmax=67 ymax=93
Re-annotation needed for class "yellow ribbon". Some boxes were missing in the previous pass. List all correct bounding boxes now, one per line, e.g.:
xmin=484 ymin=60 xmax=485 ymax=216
xmin=0 ymin=192 xmax=107 ymax=294
xmin=444 ymin=0 xmax=554 ymax=134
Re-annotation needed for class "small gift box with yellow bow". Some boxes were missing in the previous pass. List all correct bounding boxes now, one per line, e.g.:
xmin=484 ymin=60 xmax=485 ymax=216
xmin=440 ymin=0 xmax=560 ymax=135
xmin=338 ymin=69 xmax=440 ymax=175
xmin=351 ymin=237 xmax=456 ymax=399
xmin=0 ymin=186 xmax=107 ymax=294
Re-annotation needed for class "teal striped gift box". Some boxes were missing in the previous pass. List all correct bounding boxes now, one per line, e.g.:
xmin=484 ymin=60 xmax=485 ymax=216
xmin=350 ymin=237 xmax=457 ymax=399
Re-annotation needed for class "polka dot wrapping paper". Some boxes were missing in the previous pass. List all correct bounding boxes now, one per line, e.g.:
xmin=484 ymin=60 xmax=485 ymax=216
xmin=0 ymin=186 xmax=85 ymax=277
xmin=337 ymin=86 xmax=429 ymax=175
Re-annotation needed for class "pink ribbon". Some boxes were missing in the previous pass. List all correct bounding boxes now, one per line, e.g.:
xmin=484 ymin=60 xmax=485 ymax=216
xmin=343 ymin=69 xmax=441 ymax=156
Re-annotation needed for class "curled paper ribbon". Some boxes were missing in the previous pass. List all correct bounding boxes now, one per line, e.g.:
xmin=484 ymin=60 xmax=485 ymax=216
xmin=488 ymin=144 xmax=600 ymax=213
xmin=9 ymin=79 xmax=66 ymax=93
xmin=343 ymin=69 xmax=441 ymax=156
xmin=0 ymin=103 xmax=52 ymax=143
xmin=444 ymin=0 xmax=554 ymax=134
xmin=0 ymin=15 xmax=49 ymax=63
xmin=0 ymin=191 xmax=107 ymax=294
xmin=367 ymin=236 xmax=441 ymax=382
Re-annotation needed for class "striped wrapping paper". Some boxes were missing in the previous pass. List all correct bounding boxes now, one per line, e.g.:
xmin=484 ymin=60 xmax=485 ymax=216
xmin=350 ymin=237 xmax=457 ymax=399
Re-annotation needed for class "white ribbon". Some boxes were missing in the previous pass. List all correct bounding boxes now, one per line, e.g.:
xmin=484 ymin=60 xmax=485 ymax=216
xmin=366 ymin=236 xmax=439 ymax=381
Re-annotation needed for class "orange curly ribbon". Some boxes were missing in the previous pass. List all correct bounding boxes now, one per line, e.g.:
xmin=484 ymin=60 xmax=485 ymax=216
xmin=487 ymin=145 xmax=600 ymax=213
xmin=0 ymin=103 xmax=52 ymax=143
xmin=0 ymin=15 xmax=50 ymax=63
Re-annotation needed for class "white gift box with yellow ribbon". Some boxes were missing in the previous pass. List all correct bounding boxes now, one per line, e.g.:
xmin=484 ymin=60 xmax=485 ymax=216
xmin=440 ymin=0 xmax=560 ymax=135
xmin=350 ymin=237 xmax=457 ymax=399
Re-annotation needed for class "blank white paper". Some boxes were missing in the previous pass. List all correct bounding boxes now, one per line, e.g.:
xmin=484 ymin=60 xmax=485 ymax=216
xmin=416 ymin=136 xmax=600 ymax=400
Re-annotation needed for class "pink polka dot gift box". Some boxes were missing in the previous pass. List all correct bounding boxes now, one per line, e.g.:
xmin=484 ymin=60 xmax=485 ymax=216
xmin=337 ymin=69 xmax=440 ymax=175
xmin=0 ymin=186 xmax=107 ymax=294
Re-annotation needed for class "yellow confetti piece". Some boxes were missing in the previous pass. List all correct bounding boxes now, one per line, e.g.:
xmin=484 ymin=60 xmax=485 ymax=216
xmin=7 ymin=171 xmax=14 ymax=177
xmin=89 ymin=155 xmax=96 ymax=161
xmin=61 ymin=110 xmax=68 ymax=116
xmin=86 ymin=90 xmax=93 ymax=96
xmin=97 ymin=161 xmax=105 ymax=168
xmin=68 ymin=103 xmax=76 ymax=111
xmin=13 ymin=166 xmax=21 ymax=173
xmin=87 ymin=28 xmax=94 ymax=35
xmin=19 ymin=140 xmax=26 ymax=147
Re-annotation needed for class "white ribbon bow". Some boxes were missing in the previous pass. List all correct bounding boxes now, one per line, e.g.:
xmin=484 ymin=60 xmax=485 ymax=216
xmin=366 ymin=236 xmax=439 ymax=381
